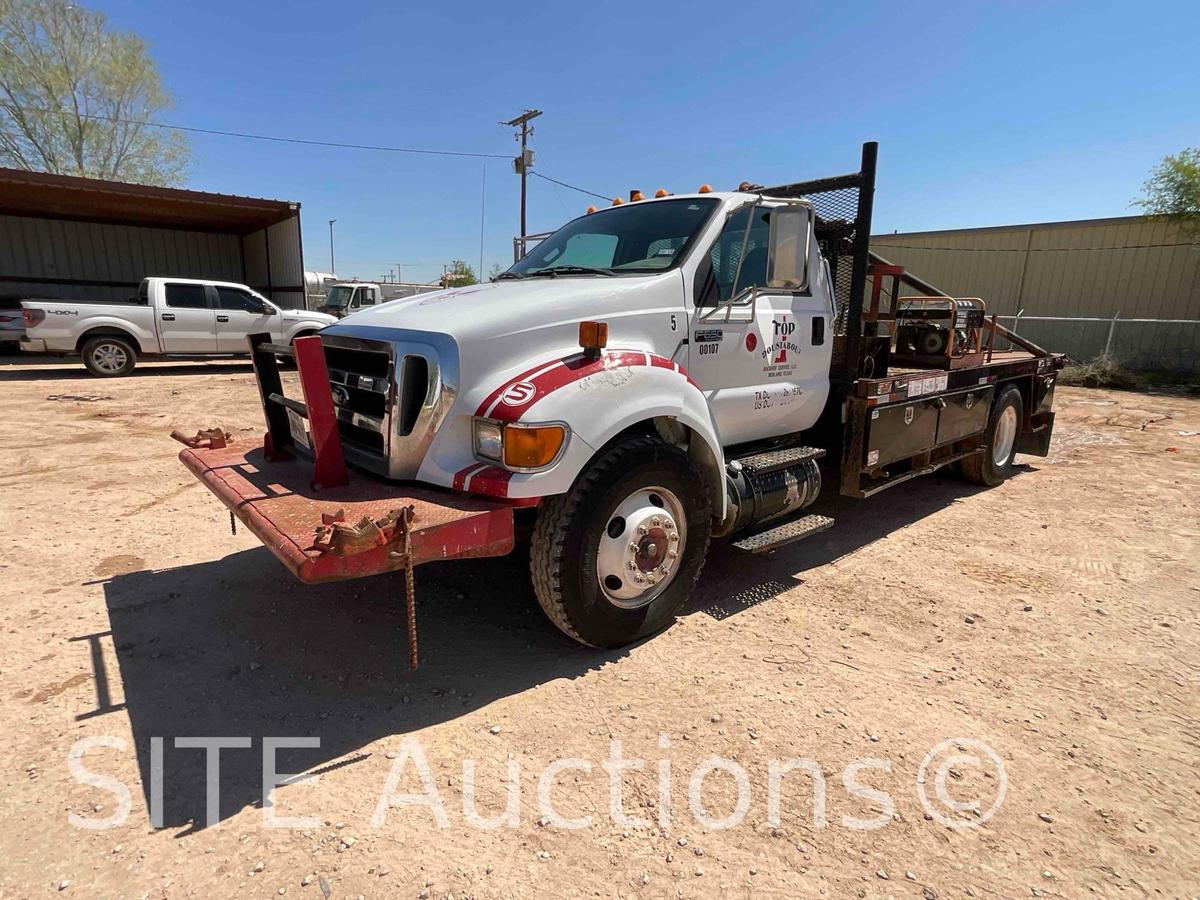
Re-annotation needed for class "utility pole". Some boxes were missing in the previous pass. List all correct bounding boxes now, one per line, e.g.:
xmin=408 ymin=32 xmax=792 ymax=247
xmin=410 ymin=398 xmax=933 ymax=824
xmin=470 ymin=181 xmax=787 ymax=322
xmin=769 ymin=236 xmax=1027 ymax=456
xmin=501 ymin=109 xmax=542 ymax=239
xmin=328 ymin=219 xmax=336 ymax=274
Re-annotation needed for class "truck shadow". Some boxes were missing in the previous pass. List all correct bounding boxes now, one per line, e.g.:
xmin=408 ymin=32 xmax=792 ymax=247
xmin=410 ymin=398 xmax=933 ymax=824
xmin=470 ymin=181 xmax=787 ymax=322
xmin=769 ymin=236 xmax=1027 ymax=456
xmin=91 ymin=464 xmax=1029 ymax=834
xmin=687 ymin=467 xmax=1028 ymax=619
xmin=0 ymin=358 xmax=255 ymax=381
xmin=94 ymin=549 xmax=615 ymax=834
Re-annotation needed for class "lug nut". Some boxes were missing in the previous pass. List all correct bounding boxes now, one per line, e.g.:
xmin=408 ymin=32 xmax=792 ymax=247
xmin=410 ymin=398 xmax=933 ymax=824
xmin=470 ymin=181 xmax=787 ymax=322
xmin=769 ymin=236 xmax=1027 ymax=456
xmin=626 ymin=561 xmax=636 ymax=570
xmin=637 ymin=525 xmax=648 ymax=535
xmin=669 ymin=532 xmax=679 ymax=542
xmin=651 ymin=517 xmax=661 ymax=527
xmin=634 ymin=574 xmax=645 ymax=584
xmin=668 ymin=549 xmax=678 ymax=558
xmin=629 ymin=542 xmax=639 ymax=552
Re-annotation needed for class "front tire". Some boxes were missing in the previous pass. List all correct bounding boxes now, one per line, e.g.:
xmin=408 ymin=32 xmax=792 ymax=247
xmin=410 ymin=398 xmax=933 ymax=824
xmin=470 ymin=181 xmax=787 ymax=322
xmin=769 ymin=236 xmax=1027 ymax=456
xmin=962 ymin=385 xmax=1023 ymax=486
xmin=530 ymin=434 xmax=712 ymax=648
xmin=82 ymin=335 xmax=137 ymax=377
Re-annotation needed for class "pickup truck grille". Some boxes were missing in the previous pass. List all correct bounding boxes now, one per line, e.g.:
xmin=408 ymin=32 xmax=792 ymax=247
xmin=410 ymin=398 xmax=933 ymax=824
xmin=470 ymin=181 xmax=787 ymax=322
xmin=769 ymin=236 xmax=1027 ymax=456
xmin=323 ymin=341 xmax=393 ymax=458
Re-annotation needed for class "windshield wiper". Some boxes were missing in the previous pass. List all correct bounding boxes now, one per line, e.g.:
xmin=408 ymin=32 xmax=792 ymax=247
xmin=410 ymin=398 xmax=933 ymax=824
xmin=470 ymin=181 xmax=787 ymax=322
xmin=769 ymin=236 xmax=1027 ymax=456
xmin=495 ymin=271 xmax=525 ymax=280
xmin=526 ymin=264 xmax=615 ymax=277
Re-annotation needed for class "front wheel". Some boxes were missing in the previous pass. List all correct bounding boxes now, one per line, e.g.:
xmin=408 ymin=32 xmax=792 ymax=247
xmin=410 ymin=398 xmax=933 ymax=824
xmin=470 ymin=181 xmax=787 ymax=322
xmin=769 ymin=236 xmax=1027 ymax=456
xmin=962 ymin=384 xmax=1023 ymax=486
xmin=82 ymin=335 xmax=137 ymax=377
xmin=530 ymin=434 xmax=712 ymax=648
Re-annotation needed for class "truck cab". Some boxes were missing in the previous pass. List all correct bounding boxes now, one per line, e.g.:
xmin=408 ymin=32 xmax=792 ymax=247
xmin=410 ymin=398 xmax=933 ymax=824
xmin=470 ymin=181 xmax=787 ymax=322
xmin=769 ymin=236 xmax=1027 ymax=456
xmin=319 ymin=283 xmax=383 ymax=318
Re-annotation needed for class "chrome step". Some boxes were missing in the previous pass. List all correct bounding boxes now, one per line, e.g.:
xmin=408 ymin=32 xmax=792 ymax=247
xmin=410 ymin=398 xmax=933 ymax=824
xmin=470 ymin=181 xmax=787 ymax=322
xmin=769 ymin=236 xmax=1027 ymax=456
xmin=732 ymin=445 xmax=825 ymax=477
xmin=731 ymin=513 xmax=835 ymax=554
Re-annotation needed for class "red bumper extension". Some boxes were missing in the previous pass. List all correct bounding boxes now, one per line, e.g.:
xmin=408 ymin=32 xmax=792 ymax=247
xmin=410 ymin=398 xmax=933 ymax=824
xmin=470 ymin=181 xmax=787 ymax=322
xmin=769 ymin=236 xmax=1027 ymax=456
xmin=180 ymin=443 xmax=514 ymax=583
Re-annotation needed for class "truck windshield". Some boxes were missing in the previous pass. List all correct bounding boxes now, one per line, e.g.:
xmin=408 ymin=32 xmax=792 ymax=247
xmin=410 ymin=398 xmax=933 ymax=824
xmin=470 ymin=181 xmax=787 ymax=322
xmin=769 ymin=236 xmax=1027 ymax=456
xmin=324 ymin=286 xmax=354 ymax=308
xmin=507 ymin=198 xmax=720 ymax=276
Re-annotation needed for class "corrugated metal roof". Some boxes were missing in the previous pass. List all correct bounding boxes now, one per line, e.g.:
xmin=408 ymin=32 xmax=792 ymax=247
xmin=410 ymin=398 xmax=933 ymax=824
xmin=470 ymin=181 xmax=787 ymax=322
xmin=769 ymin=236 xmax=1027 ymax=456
xmin=0 ymin=167 xmax=298 ymax=234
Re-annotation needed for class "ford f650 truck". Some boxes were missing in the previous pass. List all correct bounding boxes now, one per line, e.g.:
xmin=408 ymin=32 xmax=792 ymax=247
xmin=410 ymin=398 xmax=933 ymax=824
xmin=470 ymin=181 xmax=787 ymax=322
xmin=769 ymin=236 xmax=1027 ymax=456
xmin=175 ymin=143 xmax=1062 ymax=663
xmin=21 ymin=277 xmax=336 ymax=376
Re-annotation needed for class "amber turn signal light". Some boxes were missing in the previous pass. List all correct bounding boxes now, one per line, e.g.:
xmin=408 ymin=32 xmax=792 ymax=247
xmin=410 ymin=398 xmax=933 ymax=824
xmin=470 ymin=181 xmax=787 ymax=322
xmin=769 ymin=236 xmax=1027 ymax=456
xmin=586 ymin=205 xmax=597 ymax=214
xmin=504 ymin=424 xmax=567 ymax=469
xmin=611 ymin=197 xmax=624 ymax=206
xmin=630 ymin=189 xmax=645 ymax=202
xmin=697 ymin=184 xmax=713 ymax=193
xmin=579 ymin=320 xmax=608 ymax=358
xmin=654 ymin=188 xmax=669 ymax=198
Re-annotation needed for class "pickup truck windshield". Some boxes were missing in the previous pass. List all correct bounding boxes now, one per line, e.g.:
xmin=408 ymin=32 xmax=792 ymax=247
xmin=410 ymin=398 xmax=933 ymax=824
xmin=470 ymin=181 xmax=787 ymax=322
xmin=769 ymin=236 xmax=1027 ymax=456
xmin=507 ymin=198 xmax=720 ymax=276
xmin=324 ymin=286 xmax=354 ymax=309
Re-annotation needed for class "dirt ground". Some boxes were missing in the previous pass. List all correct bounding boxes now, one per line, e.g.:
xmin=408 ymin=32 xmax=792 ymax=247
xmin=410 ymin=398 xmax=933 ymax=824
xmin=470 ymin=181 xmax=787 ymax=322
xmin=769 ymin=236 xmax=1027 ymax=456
xmin=0 ymin=354 xmax=1197 ymax=899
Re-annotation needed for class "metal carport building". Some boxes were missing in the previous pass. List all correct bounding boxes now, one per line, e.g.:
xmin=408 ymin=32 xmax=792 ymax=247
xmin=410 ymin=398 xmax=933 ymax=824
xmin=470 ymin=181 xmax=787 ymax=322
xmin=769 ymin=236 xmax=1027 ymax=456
xmin=0 ymin=168 xmax=305 ymax=309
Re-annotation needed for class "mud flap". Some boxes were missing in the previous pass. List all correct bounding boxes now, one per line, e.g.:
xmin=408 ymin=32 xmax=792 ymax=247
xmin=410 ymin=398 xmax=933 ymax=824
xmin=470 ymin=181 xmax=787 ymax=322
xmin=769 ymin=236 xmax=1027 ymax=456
xmin=1018 ymin=411 xmax=1055 ymax=457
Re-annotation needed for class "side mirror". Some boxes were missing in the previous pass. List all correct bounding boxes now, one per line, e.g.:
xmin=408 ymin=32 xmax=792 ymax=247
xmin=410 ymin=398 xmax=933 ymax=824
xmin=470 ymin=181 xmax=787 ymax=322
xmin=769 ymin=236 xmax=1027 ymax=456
xmin=766 ymin=206 xmax=811 ymax=290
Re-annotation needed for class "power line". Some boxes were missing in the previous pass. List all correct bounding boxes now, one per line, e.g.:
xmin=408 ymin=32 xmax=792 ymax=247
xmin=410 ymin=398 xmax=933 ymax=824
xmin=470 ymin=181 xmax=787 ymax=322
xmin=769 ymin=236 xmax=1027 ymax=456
xmin=530 ymin=170 xmax=609 ymax=201
xmin=5 ymin=105 xmax=511 ymax=159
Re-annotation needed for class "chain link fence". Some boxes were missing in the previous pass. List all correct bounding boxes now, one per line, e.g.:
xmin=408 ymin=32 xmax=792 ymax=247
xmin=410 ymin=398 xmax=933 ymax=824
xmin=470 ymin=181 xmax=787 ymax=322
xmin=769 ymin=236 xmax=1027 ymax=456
xmin=993 ymin=314 xmax=1200 ymax=375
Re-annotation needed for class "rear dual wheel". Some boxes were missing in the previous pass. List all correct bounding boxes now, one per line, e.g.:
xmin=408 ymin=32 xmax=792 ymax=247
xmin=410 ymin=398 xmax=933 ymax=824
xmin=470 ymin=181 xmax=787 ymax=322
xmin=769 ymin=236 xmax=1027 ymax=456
xmin=530 ymin=435 xmax=712 ymax=648
xmin=962 ymin=385 xmax=1023 ymax=486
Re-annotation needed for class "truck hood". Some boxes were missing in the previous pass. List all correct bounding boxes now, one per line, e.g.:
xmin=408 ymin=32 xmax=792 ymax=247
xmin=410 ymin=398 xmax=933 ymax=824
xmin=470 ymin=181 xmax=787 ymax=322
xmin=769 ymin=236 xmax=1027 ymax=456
xmin=283 ymin=308 xmax=338 ymax=326
xmin=323 ymin=275 xmax=670 ymax=342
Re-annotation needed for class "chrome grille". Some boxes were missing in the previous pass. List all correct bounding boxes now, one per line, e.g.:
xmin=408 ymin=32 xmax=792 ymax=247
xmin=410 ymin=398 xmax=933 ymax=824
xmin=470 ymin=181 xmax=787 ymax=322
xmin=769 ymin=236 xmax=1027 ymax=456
xmin=323 ymin=339 xmax=393 ymax=459
xmin=317 ymin=329 xmax=456 ymax=480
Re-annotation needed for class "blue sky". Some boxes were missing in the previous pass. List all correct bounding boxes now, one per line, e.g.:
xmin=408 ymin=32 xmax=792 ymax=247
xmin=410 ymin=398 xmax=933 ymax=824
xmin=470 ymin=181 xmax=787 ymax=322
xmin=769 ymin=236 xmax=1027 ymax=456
xmin=98 ymin=0 xmax=1198 ymax=283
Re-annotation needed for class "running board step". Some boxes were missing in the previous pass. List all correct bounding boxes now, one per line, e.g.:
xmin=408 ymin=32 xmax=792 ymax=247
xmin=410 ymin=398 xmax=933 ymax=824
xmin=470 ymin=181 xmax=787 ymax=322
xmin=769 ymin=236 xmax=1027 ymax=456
xmin=732 ymin=445 xmax=825 ymax=477
xmin=731 ymin=514 xmax=835 ymax=554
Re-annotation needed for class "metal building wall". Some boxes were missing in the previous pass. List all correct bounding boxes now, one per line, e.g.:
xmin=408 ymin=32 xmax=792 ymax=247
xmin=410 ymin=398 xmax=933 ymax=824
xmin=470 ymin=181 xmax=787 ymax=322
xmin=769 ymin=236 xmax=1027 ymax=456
xmin=0 ymin=213 xmax=242 ymax=301
xmin=871 ymin=216 xmax=1200 ymax=372
xmin=241 ymin=214 xmax=306 ymax=309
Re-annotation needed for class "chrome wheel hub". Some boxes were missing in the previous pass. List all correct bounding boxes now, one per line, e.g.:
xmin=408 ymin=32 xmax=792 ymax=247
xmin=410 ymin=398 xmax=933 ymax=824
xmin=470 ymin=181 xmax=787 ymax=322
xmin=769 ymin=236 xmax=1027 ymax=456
xmin=992 ymin=405 xmax=1018 ymax=467
xmin=93 ymin=343 xmax=127 ymax=373
xmin=596 ymin=486 xmax=686 ymax=609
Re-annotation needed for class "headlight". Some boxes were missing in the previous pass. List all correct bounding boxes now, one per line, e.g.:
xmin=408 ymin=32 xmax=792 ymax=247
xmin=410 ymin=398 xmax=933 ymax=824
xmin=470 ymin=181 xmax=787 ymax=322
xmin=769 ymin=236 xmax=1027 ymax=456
xmin=473 ymin=420 xmax=504 ymax=461
xmin=472 ymin=419 xmax=568 ymax=471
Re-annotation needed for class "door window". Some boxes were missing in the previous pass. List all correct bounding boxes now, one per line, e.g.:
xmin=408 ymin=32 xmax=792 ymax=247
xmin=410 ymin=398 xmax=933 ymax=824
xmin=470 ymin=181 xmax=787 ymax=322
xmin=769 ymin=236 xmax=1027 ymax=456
xmin=165 ymin=283 xmax=209 ymax=309
xmin=359 ymin=288 xmax=376 ymax=307
xmin=699 ymin=206 xmax=772 ymax=305
xmin=215 ymin=287 xmax=265 ymax=312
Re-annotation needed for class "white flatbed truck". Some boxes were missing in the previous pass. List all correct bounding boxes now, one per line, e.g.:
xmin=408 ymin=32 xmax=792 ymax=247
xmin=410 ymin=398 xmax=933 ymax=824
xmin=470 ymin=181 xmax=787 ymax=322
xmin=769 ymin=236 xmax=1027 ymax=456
xmin=174 ymin=143 xmax=1062 ymax=662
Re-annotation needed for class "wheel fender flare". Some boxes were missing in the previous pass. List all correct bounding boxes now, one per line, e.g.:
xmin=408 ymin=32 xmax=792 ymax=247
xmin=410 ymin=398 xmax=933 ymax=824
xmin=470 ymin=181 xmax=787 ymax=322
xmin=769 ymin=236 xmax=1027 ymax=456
xmin=443 ymin=349 xmax=726 ymax=517
xmin=77 ymin=326 xmax=141 ymax=354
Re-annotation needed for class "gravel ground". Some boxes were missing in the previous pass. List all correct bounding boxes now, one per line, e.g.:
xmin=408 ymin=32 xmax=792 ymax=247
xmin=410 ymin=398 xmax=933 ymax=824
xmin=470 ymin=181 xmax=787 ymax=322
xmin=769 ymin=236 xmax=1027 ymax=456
xmin=1 ymin=355 xmax=1197 ymax=898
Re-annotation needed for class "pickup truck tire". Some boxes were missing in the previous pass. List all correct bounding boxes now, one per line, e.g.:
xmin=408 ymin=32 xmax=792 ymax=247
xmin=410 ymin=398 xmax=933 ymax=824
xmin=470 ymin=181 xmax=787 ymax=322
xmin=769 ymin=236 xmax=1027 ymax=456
xmin=962 ymin=384 xmax=1023 ymax=486
xmin=531 ymin=434 xmax=712 ymax=648
xmin=82 ymin=335 xmax=137 ymax=377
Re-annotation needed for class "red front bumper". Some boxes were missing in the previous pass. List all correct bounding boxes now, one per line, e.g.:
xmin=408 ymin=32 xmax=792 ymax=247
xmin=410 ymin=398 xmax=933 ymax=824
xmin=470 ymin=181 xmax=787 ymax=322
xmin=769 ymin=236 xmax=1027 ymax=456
xmin=180 ymin=443 xmax=514 ymax=583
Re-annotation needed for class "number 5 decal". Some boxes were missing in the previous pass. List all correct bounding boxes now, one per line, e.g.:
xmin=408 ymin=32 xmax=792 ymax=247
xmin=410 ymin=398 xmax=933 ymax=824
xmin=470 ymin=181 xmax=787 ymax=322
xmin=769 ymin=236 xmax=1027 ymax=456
xmin=670 ymin=314 xmax=678 ymax=332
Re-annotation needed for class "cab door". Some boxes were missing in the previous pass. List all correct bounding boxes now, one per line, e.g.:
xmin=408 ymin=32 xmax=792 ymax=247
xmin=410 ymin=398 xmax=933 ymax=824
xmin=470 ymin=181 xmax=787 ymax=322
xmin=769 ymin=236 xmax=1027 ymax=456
xmin=688 ymin=203 xmax=829 ymax=446
xmin=214 ymin=285 xmax=277 ymax=352
xmin=159 ymin=282 xmax=217 ymax=353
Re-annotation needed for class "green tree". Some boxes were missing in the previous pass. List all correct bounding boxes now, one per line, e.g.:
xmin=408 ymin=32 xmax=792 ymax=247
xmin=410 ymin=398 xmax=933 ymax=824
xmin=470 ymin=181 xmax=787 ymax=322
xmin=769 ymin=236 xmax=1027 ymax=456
xmin=442 ymin=260 xmax=477 ymax=287
xmin=1134 ymin=148 xmax=1200 ymax=233
xmin=0 ymin=0 xmax=189 ymax=185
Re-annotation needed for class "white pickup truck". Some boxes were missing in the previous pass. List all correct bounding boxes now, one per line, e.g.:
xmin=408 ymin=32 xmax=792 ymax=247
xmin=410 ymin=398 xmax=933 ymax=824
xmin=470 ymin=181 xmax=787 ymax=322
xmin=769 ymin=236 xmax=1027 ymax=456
xmin=21 ymin=277 xmax=337 ymax=376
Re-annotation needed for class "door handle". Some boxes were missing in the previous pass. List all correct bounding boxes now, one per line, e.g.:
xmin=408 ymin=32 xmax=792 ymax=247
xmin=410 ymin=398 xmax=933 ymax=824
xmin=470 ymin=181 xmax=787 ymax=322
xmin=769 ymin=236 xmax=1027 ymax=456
xmin=161 ymin=313 xmax=175 ymax=321
xmin=216 ymin=315 xmax=229 ymax=323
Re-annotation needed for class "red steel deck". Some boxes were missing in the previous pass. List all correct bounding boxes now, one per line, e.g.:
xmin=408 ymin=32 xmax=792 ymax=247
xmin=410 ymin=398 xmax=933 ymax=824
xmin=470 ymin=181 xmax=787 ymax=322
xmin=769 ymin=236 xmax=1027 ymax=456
xmin=180 ymin=443 xmax=514 ymax=583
